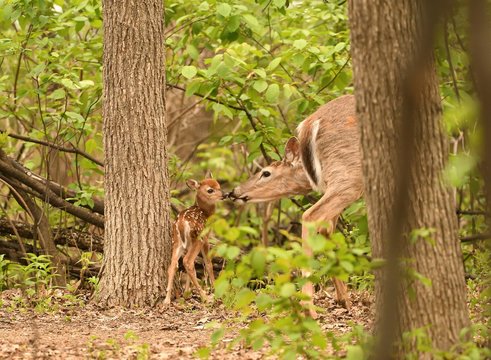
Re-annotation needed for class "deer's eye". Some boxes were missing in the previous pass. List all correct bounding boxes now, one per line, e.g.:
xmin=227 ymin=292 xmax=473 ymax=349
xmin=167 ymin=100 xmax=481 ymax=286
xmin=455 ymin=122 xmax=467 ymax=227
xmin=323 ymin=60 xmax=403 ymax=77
xmin=261 ymin=171 xmax=271 ymax=178
xmin=207 ymin=188 xmax=214 ymax=194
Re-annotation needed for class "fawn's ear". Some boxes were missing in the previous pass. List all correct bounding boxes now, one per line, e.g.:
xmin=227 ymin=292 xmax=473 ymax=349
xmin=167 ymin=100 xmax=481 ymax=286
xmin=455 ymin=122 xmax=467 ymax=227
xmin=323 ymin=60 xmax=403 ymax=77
xmin=204 ymin=170 xmax=213 ymax=179
xmin=186 ymin=179 xmax=200 ymax=191
xmin=284 ymin=137 xmax=300 ymax=163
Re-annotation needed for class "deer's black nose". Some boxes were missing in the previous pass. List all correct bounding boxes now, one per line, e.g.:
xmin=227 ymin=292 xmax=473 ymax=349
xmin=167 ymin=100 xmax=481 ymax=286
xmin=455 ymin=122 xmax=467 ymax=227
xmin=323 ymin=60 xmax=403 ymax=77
xmin=222 ymin=191 xmax=234 ymax=200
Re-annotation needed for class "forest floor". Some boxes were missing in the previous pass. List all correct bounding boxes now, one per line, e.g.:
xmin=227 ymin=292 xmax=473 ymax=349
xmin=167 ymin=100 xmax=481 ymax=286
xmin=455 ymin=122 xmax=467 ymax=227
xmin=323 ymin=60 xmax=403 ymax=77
xmin=0 ymin=287 xmax=373 ymax=359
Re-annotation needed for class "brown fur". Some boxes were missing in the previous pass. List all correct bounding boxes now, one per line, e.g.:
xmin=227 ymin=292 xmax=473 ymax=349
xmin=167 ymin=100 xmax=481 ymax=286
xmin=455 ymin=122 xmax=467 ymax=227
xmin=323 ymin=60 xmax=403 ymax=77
xmin=230 ymin=95 xmax=363 ymax=316
xmin=164 ymin=178 xmax=222 ymax=305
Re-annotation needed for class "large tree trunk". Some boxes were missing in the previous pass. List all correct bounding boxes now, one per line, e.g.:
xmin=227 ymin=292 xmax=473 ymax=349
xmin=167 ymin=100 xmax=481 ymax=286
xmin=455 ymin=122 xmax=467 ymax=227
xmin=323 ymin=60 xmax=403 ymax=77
xmin=349 ymin=0 xmax=469 ymax=356
xmin=97 ymin=0 xmax=171 ymax=307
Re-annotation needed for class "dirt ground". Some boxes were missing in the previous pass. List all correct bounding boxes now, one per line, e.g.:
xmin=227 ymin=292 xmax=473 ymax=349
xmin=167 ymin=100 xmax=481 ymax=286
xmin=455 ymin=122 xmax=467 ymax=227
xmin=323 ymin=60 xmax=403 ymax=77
xmin=0 ymin=288 xmax=373 ymax=359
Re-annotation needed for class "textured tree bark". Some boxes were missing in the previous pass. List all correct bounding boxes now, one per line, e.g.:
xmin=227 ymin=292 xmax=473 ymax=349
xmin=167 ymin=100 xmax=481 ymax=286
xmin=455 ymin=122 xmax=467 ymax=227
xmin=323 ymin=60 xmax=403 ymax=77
xmin=349 ymin=0 xmax=470 ymax=356
xmin=97 ymin=0 xmax=171 ymax=307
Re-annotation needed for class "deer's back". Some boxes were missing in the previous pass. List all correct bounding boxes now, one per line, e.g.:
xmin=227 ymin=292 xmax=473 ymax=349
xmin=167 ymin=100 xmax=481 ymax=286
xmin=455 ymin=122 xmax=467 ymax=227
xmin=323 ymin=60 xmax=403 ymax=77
xmin=297 ymin=95 xmax=363 ymax=196
xmin=174 ymin=205 xmax=207 ymax=242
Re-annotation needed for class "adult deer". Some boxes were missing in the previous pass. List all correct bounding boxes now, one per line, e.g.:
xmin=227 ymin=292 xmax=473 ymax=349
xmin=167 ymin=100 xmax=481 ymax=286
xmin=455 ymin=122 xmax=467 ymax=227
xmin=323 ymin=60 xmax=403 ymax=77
xmin=228 ymin=95 xmax=363 ymax=316
xmin=164 ymin=178 xmax=223 ymax=305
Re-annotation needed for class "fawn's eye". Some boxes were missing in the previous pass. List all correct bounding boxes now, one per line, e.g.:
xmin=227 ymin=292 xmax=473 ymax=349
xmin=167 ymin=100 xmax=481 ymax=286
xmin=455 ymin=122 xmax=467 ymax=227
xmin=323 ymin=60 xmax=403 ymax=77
xmin=207 ymin=188 xmax=214 ymax=194
xmin=261 ymin=171 xmax=271 ymax=178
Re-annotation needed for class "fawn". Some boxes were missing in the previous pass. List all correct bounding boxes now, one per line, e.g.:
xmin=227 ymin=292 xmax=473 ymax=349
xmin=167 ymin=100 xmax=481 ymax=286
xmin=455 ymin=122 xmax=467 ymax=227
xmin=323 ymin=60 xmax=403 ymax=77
xmin=228 ymin=95 xmax=363 ymax=317
xmin=164 ymin=178 xmax=223 ymax=305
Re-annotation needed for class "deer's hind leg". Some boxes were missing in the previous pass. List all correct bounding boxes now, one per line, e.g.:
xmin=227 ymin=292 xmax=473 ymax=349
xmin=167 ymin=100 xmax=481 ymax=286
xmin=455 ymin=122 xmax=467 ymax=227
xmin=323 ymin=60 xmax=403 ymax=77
xmin=201 ymin=234 xmax=215 ymax=287
xmin=183 ymin=238 xmax=208 ymax=301
xmin=164 ymin=224 xmax=185 ymax=305
xmin=301 ymin=187 xmax=362 ymax=314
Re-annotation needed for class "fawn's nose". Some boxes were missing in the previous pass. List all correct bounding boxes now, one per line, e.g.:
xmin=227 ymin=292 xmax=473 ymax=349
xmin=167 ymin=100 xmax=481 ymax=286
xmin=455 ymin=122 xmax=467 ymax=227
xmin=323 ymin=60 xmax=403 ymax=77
xmin=226 ymin=189 xmax=238 ymax=199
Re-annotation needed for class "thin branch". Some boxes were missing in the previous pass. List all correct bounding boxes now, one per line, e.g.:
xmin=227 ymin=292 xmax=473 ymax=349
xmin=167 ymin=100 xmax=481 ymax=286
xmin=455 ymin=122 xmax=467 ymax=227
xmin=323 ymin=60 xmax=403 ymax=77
xmin=316 ymin=55 xmax=351 ymax=95
xmin=460 ymin=233 xmax=491 ymax=243
xmin=443 ymin=19 xmax=461 ymax=102
xmin=167 ymin=83 xmax=244 ymax=111
xmin=456 ymin=209 xmax=489 ymax=216
xmin=2 ymin=131 xmax=104 ymax=167
xmin=13 ymin=25 xmax=33 ymax=107
xmin=164 ymin=15 xmax=213 ymax=38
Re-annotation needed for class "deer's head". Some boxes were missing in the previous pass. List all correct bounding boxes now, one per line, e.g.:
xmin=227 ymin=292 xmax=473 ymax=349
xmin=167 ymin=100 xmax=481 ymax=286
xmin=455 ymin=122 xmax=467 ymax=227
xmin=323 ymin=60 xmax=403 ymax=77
xmin=228 ymin=138 xmax=312 ymax=203
xmin=187 ymin=178 xmax=223 ymax=214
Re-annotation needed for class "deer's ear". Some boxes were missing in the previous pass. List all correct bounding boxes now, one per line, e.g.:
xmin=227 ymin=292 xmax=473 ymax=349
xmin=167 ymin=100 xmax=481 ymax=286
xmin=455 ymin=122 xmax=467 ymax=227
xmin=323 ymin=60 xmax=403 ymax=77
xmin=186 ymin=179 xmax=200 ymax=191
xmin=204 ymin=170 xmax=213 ymax=179
xmin=284 ymin=137 xmax=300 ymax=163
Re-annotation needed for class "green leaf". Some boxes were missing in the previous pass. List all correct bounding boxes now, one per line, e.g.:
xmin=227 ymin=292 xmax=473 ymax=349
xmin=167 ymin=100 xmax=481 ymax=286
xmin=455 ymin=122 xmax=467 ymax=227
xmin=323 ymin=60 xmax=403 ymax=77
xmin=253 ymin=80 xmax=268 ymax=93
xmin=198 ymin=2 xmax=209 ymax=11
xmin=182 ymin=65 xmax=198 ymax=79
xmin=195 ymin=347 xmax=211 ymax=359
xmin=274 ymin=0 xmax=286 ymax=7
xmin=186 ymin=44 xmax=200 ymax=60
xmin=49 ymin=88 xmax=66 ymax=100
xmin=283 ymin=84 xmax=293 ymax=99
xmin=255 ymin=293 xmax=272 ymax=311
xmin=267 ymin=57 xmax=282 ymax=71
xmin=214 ymin=278 xmax=229 ymax=298
xmin=226 ymin=15 xmax=241 ymax=32
xmin=265 ymin=84 xmax=280 ymax=102
xmin=243 ymin=14 xmax=260 ymax=32
xmin=346 ymin=345 xmax=364 ymax=360
xmin=226 ymin=246 xmax=240 ymax=259
xmin=85 ymin=139 xmax=98 ymax=154
xmin=280 ymin=283 xmax=296 ymax=297
xmin=216 ymin=3 xmax=232 ymax=17
xmin=340 ymin=260 xmax=354 ymax=273
xmin=251 ymin=249 xmax=266 ymax=276
xmin=65 ymin=112 xmax=84 ymax=122
xmin=234 ymin=288 xmax=256 ymax=309
xmin=29 ymin=63 xmax=45 ymax=77
xmin=61 ymin=78 xmax=79 ymax=90
xmin=254 ymin=68 xmax=267 ymax=79
xmin=79 ymin=80 xmax=94 ymax=89
xmin=211 ymin=328 xmax=224 ymax=345
xmin=334 ymin=42 xmax=346 ymax=52
xmin=293 ymin=39 xmax=307 ymax=50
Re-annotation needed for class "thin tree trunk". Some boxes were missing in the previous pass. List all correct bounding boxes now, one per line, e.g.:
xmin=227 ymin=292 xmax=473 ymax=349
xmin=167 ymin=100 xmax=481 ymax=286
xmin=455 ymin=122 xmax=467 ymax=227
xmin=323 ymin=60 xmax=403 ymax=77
xmin=97 ymin=0 xmax=171 ymax=307
xmin=349 ymin=0 xmax=469 ymax=356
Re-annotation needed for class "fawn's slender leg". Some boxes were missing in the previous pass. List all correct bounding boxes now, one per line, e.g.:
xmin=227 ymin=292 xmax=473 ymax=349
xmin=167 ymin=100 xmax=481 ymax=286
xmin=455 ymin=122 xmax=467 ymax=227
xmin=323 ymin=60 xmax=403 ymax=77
xmin=164 ymin=229 xmax=184 ymax=305
xmin=183 ymin=272 xmax=191 ymax=293
xmin=201 ymin=234 xmax=215 ymax=287
xmin=183 ymin=240 xmax=207 ymax=299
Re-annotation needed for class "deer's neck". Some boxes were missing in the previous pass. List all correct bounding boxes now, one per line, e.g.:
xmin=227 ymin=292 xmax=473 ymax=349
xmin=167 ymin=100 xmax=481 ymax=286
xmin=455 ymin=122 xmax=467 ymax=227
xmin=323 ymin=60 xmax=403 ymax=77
xmin=291 ymin=164 xmax=313 ymax=195
xmin=196 ymin=196 xmax=215 ymax=218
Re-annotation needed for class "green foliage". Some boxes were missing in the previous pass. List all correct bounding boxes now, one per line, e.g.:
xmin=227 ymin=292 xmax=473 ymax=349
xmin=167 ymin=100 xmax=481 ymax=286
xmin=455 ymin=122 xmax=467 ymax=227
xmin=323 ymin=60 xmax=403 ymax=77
xmin=1 ymin=0 xmax=488 ymax=358
xmin=206 ymin=218 xmax=372 ymax=359
xmin=166 ymin=0 xmax=352 ymax=163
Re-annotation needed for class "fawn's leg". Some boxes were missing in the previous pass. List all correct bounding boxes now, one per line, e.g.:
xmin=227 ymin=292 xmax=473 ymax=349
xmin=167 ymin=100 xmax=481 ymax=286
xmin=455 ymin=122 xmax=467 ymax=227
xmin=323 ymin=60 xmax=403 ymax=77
xmin=164 ymin=238 xmax=183 ymax=305
xmin=201 ymin=234 xmax=215 ymax=287
xmin=183 ymin=272 xmax=191 ymax=293
xmin=183 ymin=240 xmax=208 ymax=300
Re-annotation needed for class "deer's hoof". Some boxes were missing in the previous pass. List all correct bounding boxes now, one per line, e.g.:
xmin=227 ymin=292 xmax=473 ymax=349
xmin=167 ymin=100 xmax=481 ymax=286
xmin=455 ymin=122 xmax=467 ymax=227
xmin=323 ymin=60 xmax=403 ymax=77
xmin=308 ymin=308 xmax=319 ymax=319
xmin=336 ymin=298 xmax=351 ymax=311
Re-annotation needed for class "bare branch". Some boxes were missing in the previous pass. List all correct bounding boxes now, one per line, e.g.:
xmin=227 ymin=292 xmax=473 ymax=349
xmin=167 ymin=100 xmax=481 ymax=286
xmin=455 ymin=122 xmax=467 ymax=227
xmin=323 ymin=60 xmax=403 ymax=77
xmin=2 ymin=131 xmax=104 ymax=167
xmin=0 ymin=151 xmax=104 ymax=228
